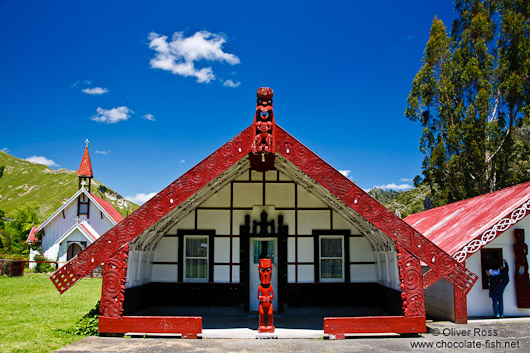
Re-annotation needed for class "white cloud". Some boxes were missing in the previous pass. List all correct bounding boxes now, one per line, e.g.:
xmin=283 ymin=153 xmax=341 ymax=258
xmin=82 ymin=87 xmax=109 ymax=95
xmin=400 ymin=177 xmax=412 ymax=182
xmin=179 ymin=159 xmax=186 ymax=163
xmin=1 ymin=147 xmax=9 ymax=153
xmin=223 ymin=79 xmax=241 ymax=88
xmin=373 ymin=183 xmax=412 ymax=191
xmin=25 ymin=156 xmax=59 ymax=167
xmin=91 ymin=106 xmax=133 ymax=124
xmin=143 ymin=114 xmax=155 ymax=121
xmin=148 ymin=31 xmax=240 ymax=84
xmin=399 ymin=35 xmax=415 ymax=43
xmin=94 ymin=150 xmax=110 ymax=155
xmin=125 ymin=192 xmax=157 ymax=205
xmin=339 ymin=170 xmax=352 ymax=179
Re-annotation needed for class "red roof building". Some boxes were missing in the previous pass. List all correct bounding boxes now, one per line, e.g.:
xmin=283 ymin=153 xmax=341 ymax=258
xmin=405 ymin=182 xmax=530 ymax=319
xmin=90 ymin=193 xmax=124 ymax=224
xmin=28 ymin=143 xmax=123 ymax=270
xmin=26 ymin=226 xmax=39 ymax=244
xmin=49 ymin=88 xmax=477 ymax=338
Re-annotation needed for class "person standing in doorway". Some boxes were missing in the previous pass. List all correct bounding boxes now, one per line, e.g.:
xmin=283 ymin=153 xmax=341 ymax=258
xmin=487 ymin=259 xmax=509 ymax=318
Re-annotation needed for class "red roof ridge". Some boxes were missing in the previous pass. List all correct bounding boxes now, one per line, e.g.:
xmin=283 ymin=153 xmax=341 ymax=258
xmin=405 ymin=181 xmax=530 ymax=260
xmin=90 ymin=193 xmax=124 ymax=223
xmin=77 ymin=146 xmax=93 ymax=178
xmin=410 ymin=180 xmax=530 ymax=219
xmin=78 ymin=221 xmax=98 ymax=241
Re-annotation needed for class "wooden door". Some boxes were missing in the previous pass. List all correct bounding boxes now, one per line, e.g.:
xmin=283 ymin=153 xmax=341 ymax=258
xmin=249 ymin=238 xmax=278 ymax=312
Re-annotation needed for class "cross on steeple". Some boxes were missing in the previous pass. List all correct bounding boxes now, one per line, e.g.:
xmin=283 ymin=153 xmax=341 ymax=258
xmin=85 ymin=139 xmax=90 ymax=147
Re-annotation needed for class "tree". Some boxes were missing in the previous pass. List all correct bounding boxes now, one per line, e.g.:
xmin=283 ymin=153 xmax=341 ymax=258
xmin=406 ymin=0 xmax=530 ymax=205
xmin=2 ymin=204 xmax=40 ymax=254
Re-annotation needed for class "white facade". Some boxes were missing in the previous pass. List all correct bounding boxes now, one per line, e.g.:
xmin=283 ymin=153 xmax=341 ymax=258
xmin=34 ymin=188 xmax=119 ymax=265
xmin=424 ymin=215 xmax=530 ymax=319
xmin=126 ymin=169 xmax=401 ymax=292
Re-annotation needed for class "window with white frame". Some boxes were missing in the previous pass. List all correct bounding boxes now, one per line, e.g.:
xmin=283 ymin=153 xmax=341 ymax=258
xmin=319 ymin=236 xmax=344 ymax=281
xmin=184 ymin=236 xmax=208 ymax=281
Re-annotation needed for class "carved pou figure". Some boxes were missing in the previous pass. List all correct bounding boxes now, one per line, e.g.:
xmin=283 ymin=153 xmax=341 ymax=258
xmin=514 ymin=230 xmax=529 ymax=275
xmin=257 ymin=258 xmax=275 ymax=333
xmin=251 ymin=87 xmax=275 ymax=154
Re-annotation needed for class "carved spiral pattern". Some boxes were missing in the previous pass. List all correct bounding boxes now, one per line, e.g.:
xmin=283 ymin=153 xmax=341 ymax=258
xmin=361 ymin=196 xmax=383 ymax=218
xmin=403 ymin=266 xmax=422 ymax=292
xmin=311 ymin=157 xmax=327 ymax=174
xmin=125 ymin=216 xmax=138 ymax=234
xmin=150 ymin=193 xmax=167 ymax=218
xmin=189 ymin=165 xmax=206 ymax=184
xmin=100 ymin=297 xmax=120 ymax=318
xmin=102 ymin=273 xmax=121 ymax=297
xmin=396 ymin=245 xmax=425 ymax=317
xmin=438 ymin=253 xmax=455 ymax=275
xmin=100 ymin=244 xmax=128 ymax=318
xmin=291 ymin=144 xmax=311 ymax=170
xmin=205 ymin=155 xmax=218 ymax=171
xmin=321 ymin=168 xmax=338 ymax=189
xmin=334 ymin=179 xmax=351 ymax=200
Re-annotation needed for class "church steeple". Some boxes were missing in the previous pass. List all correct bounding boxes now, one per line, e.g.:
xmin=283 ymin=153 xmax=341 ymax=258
xmin=77 ymin=139 xmax=93 ymax=192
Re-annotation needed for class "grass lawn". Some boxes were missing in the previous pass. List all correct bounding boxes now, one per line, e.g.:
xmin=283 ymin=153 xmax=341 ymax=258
xmin=0 ymin=272 xmax=101 ymax=353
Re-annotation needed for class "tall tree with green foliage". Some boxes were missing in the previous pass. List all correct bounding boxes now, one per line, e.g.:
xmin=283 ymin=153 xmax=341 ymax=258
xmin=2 ymin=204 xmax=40 ymax=254
xmin=406 ymin=0 xmax=530 ymax=205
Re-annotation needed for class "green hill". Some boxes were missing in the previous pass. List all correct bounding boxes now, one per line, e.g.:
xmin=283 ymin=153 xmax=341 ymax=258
xmin=0 ymin=150 xmax=138 ymax=222
xmin=369 ymin=184 xmax=431 ymax=218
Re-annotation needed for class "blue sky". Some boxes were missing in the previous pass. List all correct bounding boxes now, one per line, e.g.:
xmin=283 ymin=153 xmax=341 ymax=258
xmin=0 ymin=1 xmax=456 ymax=204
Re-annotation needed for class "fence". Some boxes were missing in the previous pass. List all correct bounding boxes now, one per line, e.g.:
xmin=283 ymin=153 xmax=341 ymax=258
xmin=0 ymin=259 xmax=81 ymax=277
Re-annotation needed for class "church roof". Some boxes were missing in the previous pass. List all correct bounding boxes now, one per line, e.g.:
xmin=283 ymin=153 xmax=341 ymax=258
xmin=77 ymin=146 xmax=93 ymax=178
xmin=26 ymin=226 xmax=39 ymax=244
xmin=90 ymin=193 xmax=124 ymax=223
xmin=37 ymin=188 xmax=122 ymax=234
xmin=55 ymin=221 xmax=99 ymax=245
xmin=405 ymin=181 xmax=530 ymax=263
xmin=78 ymin=221 xmax=99 ymax=241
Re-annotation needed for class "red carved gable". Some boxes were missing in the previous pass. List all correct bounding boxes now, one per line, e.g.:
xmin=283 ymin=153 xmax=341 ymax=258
xmin=51 ymin=102 xmax=477 ymax=296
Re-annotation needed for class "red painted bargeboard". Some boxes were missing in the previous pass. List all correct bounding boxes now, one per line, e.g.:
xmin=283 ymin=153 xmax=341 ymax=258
xmin=99 ymin=316 xmax=202 ymax=339
xmin=324 ymin=316 xmax=426 ymax=338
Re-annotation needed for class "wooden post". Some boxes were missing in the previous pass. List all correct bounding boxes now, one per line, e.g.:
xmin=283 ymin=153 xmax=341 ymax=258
xmin=454 ymin=260 xmax=468 ymax=324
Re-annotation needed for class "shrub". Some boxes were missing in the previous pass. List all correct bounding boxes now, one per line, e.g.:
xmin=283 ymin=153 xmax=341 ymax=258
xmin=34 ymin=254 xmax=55 ymax=273
xmin=71 ymin=301 xmax=100 ymax=336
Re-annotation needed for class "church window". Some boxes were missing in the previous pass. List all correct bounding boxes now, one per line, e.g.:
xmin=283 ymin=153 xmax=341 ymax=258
xmin=78 ymin=194 xmax=89 ymax=217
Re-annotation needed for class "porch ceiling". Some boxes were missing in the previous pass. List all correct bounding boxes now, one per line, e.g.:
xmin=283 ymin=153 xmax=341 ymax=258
xmin=130 ymin=153 xmax=394 ymax=253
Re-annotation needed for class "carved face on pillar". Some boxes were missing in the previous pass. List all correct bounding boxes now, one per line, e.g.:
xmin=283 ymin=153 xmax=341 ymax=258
xmin=256 ymin=87 xmax=274 ymax=125
xmin=259 ymin=258 xmax=272 ymax=285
